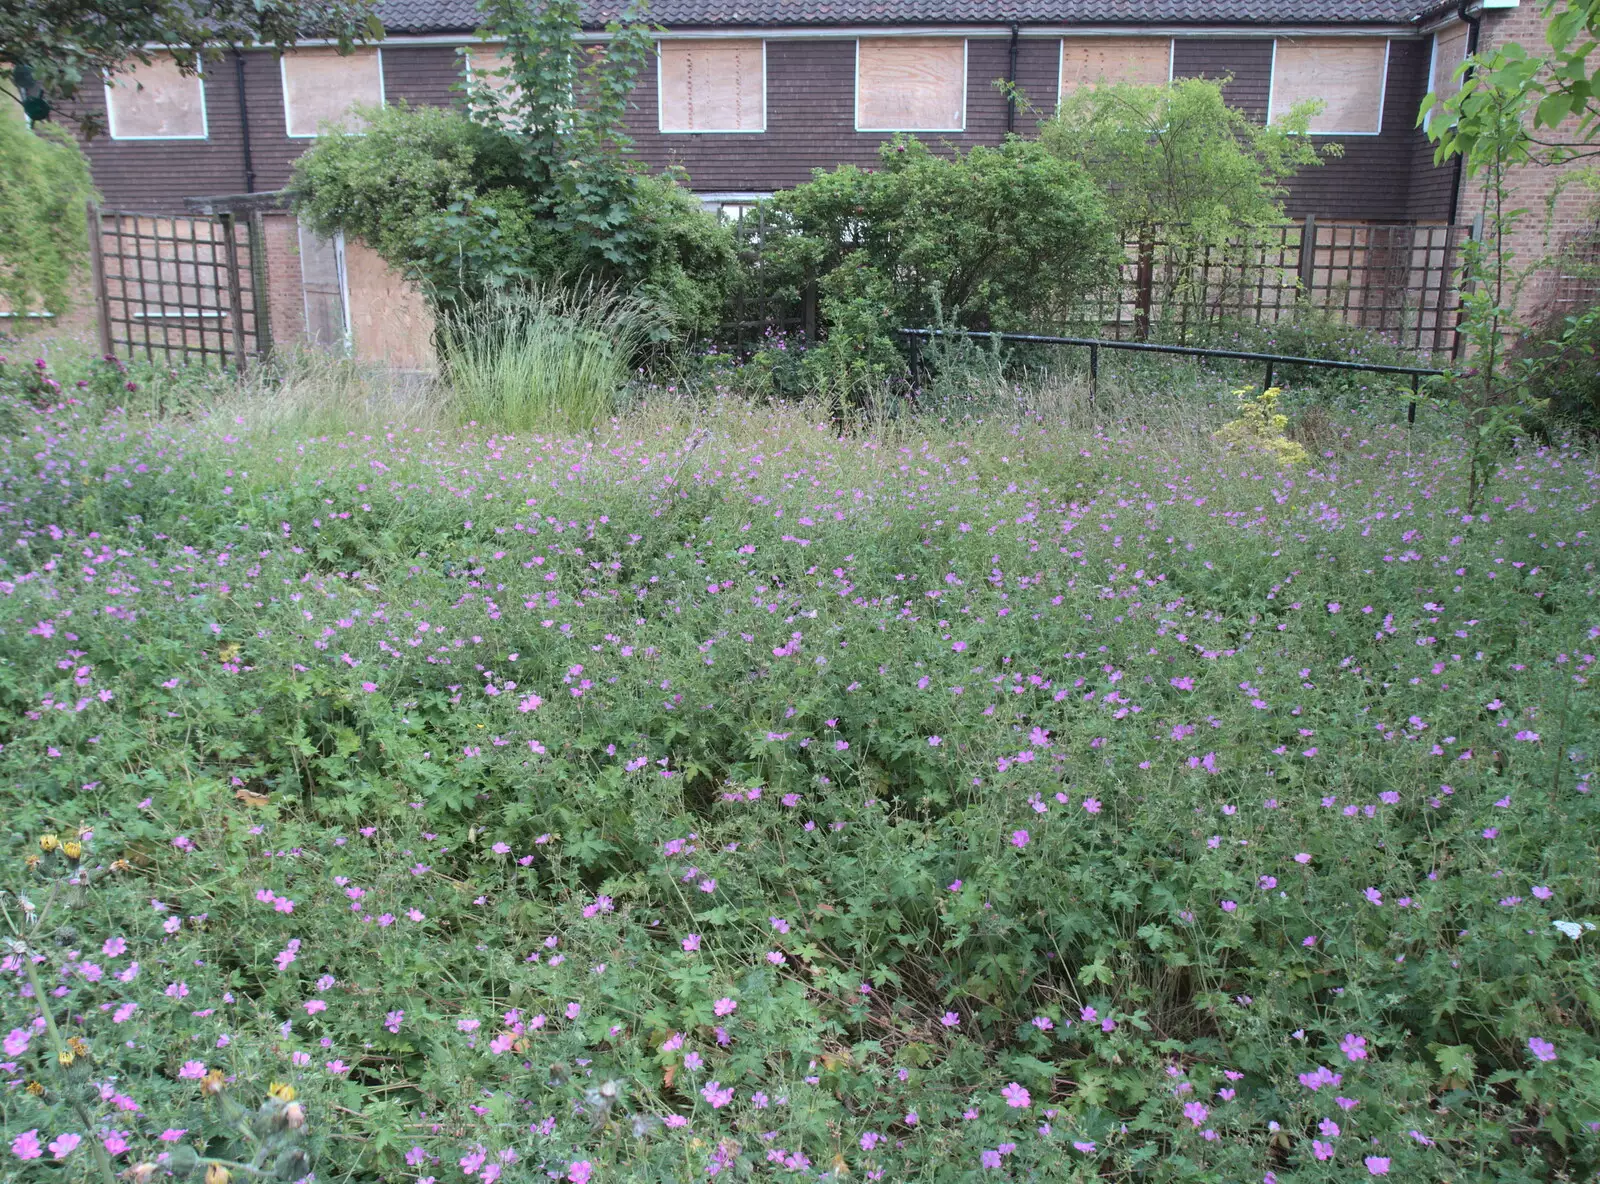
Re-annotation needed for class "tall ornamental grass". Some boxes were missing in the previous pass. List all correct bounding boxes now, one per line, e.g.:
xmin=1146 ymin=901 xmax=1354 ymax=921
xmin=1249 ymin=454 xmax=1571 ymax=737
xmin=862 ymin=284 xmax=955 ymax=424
xmin=437 ymin=285 xmax=649 ymax=432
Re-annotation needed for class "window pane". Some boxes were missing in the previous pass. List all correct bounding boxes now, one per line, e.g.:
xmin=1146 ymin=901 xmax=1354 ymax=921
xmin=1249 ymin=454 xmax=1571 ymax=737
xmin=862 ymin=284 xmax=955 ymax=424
xmin=856 ymin=38 xmax=965 ymax=132
xmin=282 ymin=48 xmax=384 ymax=137
xmin=1059 ymin=38 xmax=1171 ymax=97
xmin=660 ymin=40 xmax=765 ymax=132
xmin=106 ymin=54 xmax=206 ymax=139
xmin=1270 ymin=38 xmax=1388 ymax=134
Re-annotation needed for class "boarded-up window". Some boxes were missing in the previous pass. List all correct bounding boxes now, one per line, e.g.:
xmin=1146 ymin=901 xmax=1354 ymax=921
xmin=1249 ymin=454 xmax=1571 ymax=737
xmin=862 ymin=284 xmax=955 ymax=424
xmin=298 ymin=220 xmax=349 ymax=352
xmin=856 ymin=38 xmax=965 ymax=132
xmin=1059 ymin=38 xmax=1171 ymax=97
xmin=1426 ymin=24 xmax=1470 ymax=126
xmin=1269 ymin=38 xmax=1389 ymax=134
xmin=659 ymin=40 xmax=765 ymax=132
xmin=465 ymin=47 xmax=520 ymax=104
xmin=282 ymin=48 xmax=384 ymax=138
xmin=105 ymin=54 xmax=206 ymax=139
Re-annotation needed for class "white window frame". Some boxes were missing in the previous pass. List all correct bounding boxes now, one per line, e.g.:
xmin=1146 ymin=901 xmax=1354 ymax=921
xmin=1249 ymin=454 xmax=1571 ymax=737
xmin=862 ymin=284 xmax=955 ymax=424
xmin=104 ymin=55 xmax=209 ymax=141
xmin=657 ymin=39 xmax=768 ymax=134
xmin=854 ymin=37 xmax=968 ymax=134
xmin=280 ymin=48 xmax=386 ymax=139
xmin=299 ymin=226 xmax=353 ymax=357
xmin=1265 ymin=37 xmax=1390 ymax=137
xmin=1055 ymin=36 xmax=1175 ymax=106
xmin=1423 ymin=28 xmax=1468 ymax=130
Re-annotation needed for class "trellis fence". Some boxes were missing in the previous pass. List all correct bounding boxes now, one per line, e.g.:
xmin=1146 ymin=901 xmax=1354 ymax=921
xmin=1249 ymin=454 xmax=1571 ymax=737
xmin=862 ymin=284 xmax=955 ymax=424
xmin=87 ymin=203 xmax=269 ymax=368
xmin=1097 ymin=217 xmax=1476 ymax=356
xmin=709 ymin=200 xmax=1479 ymax=359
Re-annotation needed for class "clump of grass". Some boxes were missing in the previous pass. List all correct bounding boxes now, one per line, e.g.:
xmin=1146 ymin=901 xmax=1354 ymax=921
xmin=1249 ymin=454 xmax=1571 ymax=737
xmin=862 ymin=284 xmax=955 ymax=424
xmin=437 ymin=285 xmax=651 ymax=432
xmin=216 ymin=348 xmax=444 ymax=435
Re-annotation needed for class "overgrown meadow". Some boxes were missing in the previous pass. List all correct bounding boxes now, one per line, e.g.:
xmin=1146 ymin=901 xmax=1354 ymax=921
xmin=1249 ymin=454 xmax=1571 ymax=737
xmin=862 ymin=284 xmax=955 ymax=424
xmin=1 ymin=363 xmax=1597 ymax=1184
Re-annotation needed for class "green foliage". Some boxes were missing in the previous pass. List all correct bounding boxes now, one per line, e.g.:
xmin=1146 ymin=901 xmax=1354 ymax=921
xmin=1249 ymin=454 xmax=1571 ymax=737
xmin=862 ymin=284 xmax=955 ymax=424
xmin=1 ymin=380 xmax=1597 ymax=1182
xmin=0 ymin=106 xmax=95 ymax=316
xmin=288 ymin=2 xmax=737 ymax=332
xmin=289 ymin=101 xmax=533 ymax=289
xmin=756 ymin=136 xmax=1117 ymax=392
xmin=1424 ymin=0 xmax=1600 ymax=174
xmin=437 ymin=285 xmax=649 ymax=431
xmin=1212 ymin=384 xmax=1309 ymax=465
xmin=1514 ymin=300 xmax=1600 ymax=437
xmin=1 ymin=0 xmax=380 ymax=136
xmin=1040 ymin=77 xmax=1330 ymax=240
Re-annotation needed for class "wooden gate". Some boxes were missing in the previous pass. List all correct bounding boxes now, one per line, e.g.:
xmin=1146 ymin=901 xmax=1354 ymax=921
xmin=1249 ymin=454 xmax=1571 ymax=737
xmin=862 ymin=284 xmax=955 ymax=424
xmin=87 ymin=204 xmax=269 ymax=367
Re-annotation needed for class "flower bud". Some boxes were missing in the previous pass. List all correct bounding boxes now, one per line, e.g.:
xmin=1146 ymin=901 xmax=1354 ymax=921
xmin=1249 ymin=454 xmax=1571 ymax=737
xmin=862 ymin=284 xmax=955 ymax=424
xmin=205 ymin=1164 xmax=231 ymax=1184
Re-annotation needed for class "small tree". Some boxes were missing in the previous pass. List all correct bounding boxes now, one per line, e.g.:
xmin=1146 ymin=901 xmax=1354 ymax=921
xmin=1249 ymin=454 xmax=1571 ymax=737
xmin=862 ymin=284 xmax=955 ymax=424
xmin=1040 ymin=78 xmax=1329 ymax=242
xmin=1420 ymin=0 xmax=1600 ymax=505
xmin=0 ymin=96 xmax=95 ymax=317
xmin=757 ymin=135 xmax=1119 ymax=394
xmin=1039 ymin=78 xmax=1328 ymax=339
xmin=290 ymin=0 xmax=736 ymax=332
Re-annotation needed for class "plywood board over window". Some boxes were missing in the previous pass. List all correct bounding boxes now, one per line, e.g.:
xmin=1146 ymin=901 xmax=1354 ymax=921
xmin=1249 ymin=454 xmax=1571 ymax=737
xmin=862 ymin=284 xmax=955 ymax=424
xmin=1059 ymin=37 xmax=1172 ymax=98
xmin=282 ymin=47 xmax=384 ymax=138
xmin=1426 ymin=24 xmax=1470 ymax=126
xmin=465 ymin=47 xmax=519 ymax=103
xmin=856 ymin=38 xmax=966 ymax=132
xmin=659 ymin=40 xmax=765 ymax=132
xmin=1269 ymin=37 xmax=1389 ymax=135
xmin=105 ymin=54 xmax=206 ymax=139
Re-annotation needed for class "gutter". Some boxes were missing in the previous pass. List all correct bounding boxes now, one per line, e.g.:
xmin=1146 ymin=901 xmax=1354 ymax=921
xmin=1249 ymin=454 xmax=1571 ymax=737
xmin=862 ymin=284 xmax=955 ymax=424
xmin=1445 ymin=0 xmax=1481 ymax=225
xmin=1006 ymin=21 xmax=1020 ymax=134
xmin=234 ymin=48 xmax=257 ymax=194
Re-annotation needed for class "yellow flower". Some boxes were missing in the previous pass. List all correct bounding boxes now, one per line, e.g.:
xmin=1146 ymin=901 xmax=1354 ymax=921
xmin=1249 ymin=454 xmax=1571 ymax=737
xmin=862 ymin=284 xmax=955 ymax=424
xmin=205 ymin=1163 xmax=231 ymax=1184
xmin=57 ymin=1048 xmax=76 ymax=1068
xmin=201 ymin=1068 xmax=227 ymax=1096
xmin=39 ymin=833 xmax=60 ymax=853
xmin=267 ymin=1081 xmax=297 ymax=1102
xmin=62 ymin=840 xmax=83 ymax=861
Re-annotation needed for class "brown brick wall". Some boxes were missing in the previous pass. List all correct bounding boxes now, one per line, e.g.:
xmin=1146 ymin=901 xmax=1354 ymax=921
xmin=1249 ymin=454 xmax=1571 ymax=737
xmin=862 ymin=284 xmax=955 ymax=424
xmin=622 ymin=36 xmax=1062 ymax=191
xmin=1456 ymin=4 xmax=1600 ymax=318
xmin=73 ymin=33 xmax=1448 ymax=221
xmin=259 ymin=211 xmax=307 ymax=351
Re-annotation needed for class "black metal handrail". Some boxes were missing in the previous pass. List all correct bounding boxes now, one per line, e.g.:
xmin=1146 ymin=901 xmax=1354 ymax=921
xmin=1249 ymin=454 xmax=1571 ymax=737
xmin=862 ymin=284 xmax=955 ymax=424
xmin=898 ymin=328 xmax=1448 ymax=423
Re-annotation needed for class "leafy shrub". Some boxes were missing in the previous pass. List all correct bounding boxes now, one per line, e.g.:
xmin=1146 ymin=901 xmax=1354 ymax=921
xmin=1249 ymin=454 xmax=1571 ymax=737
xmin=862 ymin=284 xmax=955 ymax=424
xmin=288 ymin=0 xmax=738 ymax=335
xmin=1040 ymin=77 xmax=1329 ymax=242
xmin=1 ymin=385 xmax=1597 ymax=1182
xmin=1514 ymin=300 xmax=1600 ymax=437
xmin=757 ymin=137 xmax=1119 ymax=392
xmin=437 ymin=285 xmax=648 ymax=431
xmin=1213 ymin=384 xmax=1309 ymax=466
xmin=0 ymin=108 xmax=95 ymax=317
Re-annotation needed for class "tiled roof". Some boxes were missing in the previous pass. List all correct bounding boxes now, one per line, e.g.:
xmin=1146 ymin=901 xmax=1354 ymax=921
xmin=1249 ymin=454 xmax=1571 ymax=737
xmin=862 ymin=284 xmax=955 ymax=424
xmin=375 ymin=0 xmax=1432 ymax=33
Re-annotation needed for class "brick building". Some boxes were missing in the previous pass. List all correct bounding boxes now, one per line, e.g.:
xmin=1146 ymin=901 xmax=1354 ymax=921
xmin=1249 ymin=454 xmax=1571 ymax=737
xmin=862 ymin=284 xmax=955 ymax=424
xmin=61 ymin=0 xmax=1594 ymax=365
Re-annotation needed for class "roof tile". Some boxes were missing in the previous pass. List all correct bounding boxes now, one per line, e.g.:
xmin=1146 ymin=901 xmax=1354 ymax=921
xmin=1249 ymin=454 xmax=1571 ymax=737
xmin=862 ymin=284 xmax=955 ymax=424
xmin=375 ymin=0 xmax=1428 ymax=34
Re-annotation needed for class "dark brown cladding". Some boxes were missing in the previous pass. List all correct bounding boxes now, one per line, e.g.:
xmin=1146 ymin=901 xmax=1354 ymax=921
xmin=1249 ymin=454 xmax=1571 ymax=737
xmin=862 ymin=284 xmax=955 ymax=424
xmin=70 ymin=32 xmax=1457 ymax=226
xmin=623 ymin=36 xmax=1061 ymax=191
